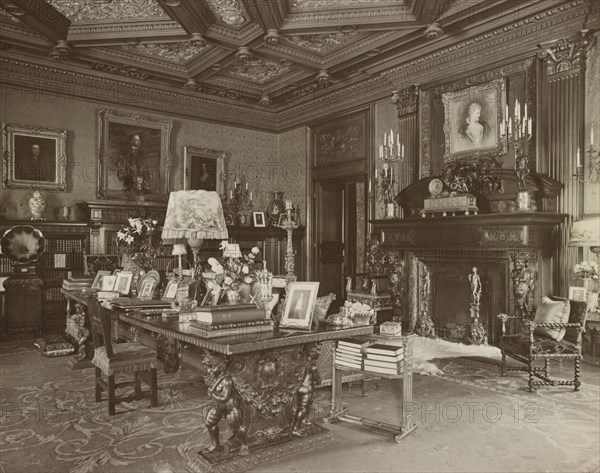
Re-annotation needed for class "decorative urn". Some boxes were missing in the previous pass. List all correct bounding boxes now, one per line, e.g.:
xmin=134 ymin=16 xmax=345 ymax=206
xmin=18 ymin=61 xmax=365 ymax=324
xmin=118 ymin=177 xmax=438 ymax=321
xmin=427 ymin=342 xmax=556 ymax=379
xmin=28 ymin=191 xmax=46 ymax=220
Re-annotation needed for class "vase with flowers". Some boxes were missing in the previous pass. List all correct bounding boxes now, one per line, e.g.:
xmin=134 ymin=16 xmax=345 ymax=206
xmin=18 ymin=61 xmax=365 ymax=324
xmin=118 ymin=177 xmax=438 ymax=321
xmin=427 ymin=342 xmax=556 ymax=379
xmin=116 ymin=217 xmax=163 ymax=292
xmin=205 ymin=243 xmax=261 ymax=304
xmin=573 ymin=260 xmax=599 ymax=292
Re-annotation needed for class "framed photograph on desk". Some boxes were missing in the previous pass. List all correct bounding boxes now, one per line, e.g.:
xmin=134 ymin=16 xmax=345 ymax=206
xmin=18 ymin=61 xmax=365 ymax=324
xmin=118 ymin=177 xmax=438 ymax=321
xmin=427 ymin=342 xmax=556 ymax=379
xmin=162 ymin=280 xmax=179 ymax=301
xmin=569 ymin=286 xmax=587 ymax=302
xmin=114 ymin=271 xmax=133 ymax=295
xmin=281 ymin=281 xmax=319 ymax=330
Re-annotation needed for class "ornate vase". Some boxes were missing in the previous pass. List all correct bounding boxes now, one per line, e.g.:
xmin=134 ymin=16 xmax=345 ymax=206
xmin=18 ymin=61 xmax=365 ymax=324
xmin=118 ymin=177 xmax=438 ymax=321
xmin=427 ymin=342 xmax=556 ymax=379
xmin=28 ymin=191 xmax=46 ymax=220
xmin=226 ymin=289 xmax=241 ymax=305
xmin=266 ymin=191 xmax=285 ymax=227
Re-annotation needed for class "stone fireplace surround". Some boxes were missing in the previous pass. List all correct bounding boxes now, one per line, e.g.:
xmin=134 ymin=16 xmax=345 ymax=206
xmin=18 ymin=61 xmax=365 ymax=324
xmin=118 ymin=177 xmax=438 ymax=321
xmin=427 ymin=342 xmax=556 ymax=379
xmin=369 ymin=213 xmax=565 ymax=345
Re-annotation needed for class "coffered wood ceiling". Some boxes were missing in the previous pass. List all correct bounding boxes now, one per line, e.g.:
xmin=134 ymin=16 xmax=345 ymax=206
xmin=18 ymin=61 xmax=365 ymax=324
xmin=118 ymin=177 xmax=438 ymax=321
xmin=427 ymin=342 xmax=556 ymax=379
xmin=0 ymin=0 xmax=596 ymax=130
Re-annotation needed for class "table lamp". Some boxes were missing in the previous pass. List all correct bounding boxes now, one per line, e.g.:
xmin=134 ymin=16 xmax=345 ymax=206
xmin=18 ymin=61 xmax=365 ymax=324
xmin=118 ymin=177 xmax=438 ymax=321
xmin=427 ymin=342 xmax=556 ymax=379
xmin=161 ymin=190 xmax=229 ymax=273
xmin=569 ymin=216 xmax=600 ymax=261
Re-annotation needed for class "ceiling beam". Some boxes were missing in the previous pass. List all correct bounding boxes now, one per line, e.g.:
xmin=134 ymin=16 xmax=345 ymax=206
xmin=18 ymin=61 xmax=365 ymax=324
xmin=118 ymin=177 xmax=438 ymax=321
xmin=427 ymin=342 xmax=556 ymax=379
xmin=243 ymin=0 xmax=285 ymax=31
xmin=411 ymin=0 xmax=452 ymax=24
xmin=156 ymin=0 xmax=213 ymax=35
xmin=0 ymin=0 xmax=70 ymax=42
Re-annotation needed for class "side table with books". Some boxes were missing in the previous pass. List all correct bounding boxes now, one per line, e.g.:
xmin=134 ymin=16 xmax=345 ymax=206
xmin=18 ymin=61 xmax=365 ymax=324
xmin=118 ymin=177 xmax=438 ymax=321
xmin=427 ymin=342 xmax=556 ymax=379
xmin=324 ymin=332 xmax=417 ymax=442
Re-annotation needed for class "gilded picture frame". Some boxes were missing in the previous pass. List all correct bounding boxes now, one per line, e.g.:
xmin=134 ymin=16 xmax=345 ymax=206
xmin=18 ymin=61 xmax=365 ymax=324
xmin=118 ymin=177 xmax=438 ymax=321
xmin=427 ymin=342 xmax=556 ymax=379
xmin=442 ymin=79 xmax=506 ymax=161
xmin=281 ymin=281 xmax=320 ymax=330
xmin=183 ymin=146 xmax=227 ymax=195
xmin=97 ymin=109 xmax=173 ymax=201
xmin=2 ymin=123 xmax=67 ymax=190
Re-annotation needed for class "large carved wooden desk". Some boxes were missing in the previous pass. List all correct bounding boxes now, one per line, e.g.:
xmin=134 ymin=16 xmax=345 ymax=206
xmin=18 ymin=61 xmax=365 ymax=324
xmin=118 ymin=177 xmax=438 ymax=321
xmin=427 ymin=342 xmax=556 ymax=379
xmin=119 ymin=312 xmax=373 ymax=473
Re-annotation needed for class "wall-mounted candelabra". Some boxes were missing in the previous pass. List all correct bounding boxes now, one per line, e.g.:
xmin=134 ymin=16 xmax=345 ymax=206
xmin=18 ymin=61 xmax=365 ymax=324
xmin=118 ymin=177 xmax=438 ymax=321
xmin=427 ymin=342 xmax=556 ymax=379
xmin=227 ymin=176 xmax=253 ymax=226
xmin=373 ymin=129 xmax=404 ymax=218
xmin=500 ymin=99 xmax=534 ymax=211
xmin=574 ymin=129 xmax=600 ymax=183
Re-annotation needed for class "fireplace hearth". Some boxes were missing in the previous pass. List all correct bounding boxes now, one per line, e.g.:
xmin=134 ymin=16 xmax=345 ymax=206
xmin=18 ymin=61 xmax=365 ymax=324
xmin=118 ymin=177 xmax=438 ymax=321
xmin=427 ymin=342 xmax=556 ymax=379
xmin=370 ymin=212 xmax=565 ymax=346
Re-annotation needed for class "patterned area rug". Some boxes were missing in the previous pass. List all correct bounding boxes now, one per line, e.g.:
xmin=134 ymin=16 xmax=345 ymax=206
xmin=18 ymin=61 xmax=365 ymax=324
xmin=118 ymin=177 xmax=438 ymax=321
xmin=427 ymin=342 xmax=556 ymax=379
xmin=1 ymin=344 xmax=598 ymax=473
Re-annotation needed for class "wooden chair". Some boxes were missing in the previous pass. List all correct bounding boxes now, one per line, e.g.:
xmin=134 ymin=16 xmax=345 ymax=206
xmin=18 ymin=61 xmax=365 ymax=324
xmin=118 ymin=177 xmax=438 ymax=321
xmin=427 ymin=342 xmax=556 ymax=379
xmin=498 ymin=296 xmax=587 ymax=392
xmin=88 ymin=298 xmax=158 ymax=415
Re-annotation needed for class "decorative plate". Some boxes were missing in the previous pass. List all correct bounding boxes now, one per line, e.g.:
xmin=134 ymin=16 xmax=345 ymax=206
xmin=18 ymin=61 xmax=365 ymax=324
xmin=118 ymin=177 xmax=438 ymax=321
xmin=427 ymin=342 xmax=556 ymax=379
xmin=0 ymin=225 xmax=46 ymax=263
xmin=428 ymin=178 xmax=444 ymax=196
xmin=137 ymin=270 xmax=160 ymax=293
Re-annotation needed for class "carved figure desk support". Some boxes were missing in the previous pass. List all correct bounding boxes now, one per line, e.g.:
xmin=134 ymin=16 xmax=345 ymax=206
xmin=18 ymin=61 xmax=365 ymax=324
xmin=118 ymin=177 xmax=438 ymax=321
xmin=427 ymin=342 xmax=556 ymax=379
xmin=291 ymin=344 xmax=322 ymax=437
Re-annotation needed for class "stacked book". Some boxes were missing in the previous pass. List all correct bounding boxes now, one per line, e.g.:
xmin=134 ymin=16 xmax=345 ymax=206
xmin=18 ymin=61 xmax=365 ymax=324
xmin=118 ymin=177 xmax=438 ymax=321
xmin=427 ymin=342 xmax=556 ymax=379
xmin=334 ymin=338 xmax=371 ymax=371
xmin=62 ymin=275 xmax=94 ymax=291
xmin=187 ymin=305 xmax=272 ymax=339
xmin=363 ymin=343 xmax=404 ymax=375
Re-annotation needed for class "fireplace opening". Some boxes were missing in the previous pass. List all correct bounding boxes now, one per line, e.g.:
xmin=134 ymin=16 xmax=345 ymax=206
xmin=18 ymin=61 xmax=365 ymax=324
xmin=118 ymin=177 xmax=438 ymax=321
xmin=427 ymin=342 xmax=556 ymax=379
xmin=433 ymin=273 xmax=490 ymax=343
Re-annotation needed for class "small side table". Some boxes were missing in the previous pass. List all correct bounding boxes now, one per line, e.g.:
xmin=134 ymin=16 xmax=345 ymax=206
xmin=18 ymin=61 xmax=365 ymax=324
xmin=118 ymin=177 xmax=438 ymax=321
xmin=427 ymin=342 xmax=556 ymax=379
xmin=584 ymin=309 xmax=600 ymax=366
xmin=324 ymin=334 xmax=417 ymax=442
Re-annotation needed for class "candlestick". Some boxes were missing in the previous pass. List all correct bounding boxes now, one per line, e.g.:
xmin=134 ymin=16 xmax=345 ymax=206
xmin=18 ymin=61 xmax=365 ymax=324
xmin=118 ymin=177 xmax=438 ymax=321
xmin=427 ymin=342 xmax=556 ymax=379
xmin=577 ymin=147 xmax=582 ymax=167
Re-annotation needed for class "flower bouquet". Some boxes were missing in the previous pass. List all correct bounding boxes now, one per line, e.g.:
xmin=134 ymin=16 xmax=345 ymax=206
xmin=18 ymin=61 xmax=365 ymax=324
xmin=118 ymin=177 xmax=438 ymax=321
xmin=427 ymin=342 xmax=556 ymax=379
xmin=205 ymin=242 xmax=261 ymax=304
xmin=573 ymin=261 xmax=599 ymax=280
xmin=115 ymin=217 xmax=163 ymax=271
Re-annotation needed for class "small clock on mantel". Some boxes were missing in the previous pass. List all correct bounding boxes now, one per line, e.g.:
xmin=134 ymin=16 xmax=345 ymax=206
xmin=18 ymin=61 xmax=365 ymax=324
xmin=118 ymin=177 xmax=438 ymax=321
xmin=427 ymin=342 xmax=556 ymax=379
xmin=428 ymin=178 xmax=444 ymax=198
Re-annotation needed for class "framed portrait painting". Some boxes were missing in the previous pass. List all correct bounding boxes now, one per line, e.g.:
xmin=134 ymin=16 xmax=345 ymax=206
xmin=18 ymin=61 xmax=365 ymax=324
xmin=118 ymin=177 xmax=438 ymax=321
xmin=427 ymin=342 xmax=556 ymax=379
xmin=2 ymin=123 xmax=67 ymax=190
xmin=97 ymin=110 xmax=173 ymax=201
xmin=442 ymin=79 xmax=506 ymax=160
xmin=281 ymin=281 xmax=320 ymax=330
xmin=183 ymin=146 xmax=227 ymax=194
xmin=253 ymin=212 xmax=266 ymax=228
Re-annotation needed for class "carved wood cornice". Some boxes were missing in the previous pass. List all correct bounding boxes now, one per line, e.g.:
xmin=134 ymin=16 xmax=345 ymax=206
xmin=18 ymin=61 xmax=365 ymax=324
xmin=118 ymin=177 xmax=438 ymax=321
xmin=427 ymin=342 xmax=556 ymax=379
xmin=392 ymin=84 xmax=419 ymax=117
xmin=0 ymin=56 xmax=279 ymax=131
xmin=283 ymin=5 xmax=412 ymax=25
xmin=88 ymin=47 xmax=189 ymax=74
xmin=67 ymin=20 xmax=185 ymax=40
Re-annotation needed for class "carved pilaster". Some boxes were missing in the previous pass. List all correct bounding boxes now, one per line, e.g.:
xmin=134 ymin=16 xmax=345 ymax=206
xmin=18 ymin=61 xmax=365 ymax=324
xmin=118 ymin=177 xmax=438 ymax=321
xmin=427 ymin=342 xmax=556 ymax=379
xmin=538 ymin=32 xmax=591 ymax=76
xmin=509 ymin=254 xmax=536 ymax=318
xmin=391 ymin=85 xmax=419 ymax=118
xmin=415 ymin=263 xmax=434 ymax=336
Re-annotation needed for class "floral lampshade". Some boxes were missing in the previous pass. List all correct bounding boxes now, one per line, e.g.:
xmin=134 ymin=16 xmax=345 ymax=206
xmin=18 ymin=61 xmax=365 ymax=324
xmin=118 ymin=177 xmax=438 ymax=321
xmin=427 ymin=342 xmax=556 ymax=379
xmin=161 ymin=190 xmax=229 ymax=241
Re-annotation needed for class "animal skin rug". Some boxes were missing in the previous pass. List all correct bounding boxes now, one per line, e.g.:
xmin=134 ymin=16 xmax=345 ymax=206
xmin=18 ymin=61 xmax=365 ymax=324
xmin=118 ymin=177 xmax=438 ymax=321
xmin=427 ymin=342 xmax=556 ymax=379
xmin=411 ymin=337 xmax=501 ymax=375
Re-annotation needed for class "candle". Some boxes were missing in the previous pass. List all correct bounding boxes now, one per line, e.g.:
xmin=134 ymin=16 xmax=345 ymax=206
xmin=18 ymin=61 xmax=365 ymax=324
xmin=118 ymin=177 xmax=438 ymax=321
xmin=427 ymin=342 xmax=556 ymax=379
xmin=577 ymin=147 xmax=582 ymax=167
xmin=591 ymin=127 xmax=595 ymax=146
xmin=515 ymin=99 xmax=520 ymax=118
xmin=505 ymin=105 xmax=509 ymax=121
xmin=508 ymin=117 xmax=512 ymax=135
xmin=230 ymin=190 xmax=233 ymax=199
xmin=379 ymin=145 xmax=383 ymax=159
xmin=245 ymin=182 xmax=248 ymax=190
xmin=250 ymin=192 xmax=253 ymax=201
xmin=368 ymin=180 xmax=372 ymax=193
xmin=375 ymin=168 xmax=378 ymax=178
xmin=401 ymin=144 xmax=405 ymax=158
xmin=383 ymin=132 xmax=387 ymax=146
xmin=528 ymin=117 xmax=532 ymax=135
xmin=500 ymin=121 xmax=504 ymax=136
xmin=524 ymin=102 xmax=527 ymax=119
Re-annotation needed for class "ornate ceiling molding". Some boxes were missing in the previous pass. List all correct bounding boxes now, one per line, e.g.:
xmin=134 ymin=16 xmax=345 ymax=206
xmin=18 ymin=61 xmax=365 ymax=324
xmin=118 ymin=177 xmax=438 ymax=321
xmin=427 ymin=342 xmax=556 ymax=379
xmin=205 ymin=0 xmax=248 ymax=27
xmin=120 ymin=41 xmax=210 ymax=64
xmin=90 ymin=46 xmax=188 ymax=74
xmin=283 ymin=32 xmax=360 ymax=54
xmin=538 ymin=32 xmax=591 ymax=76
xmin=92 ymin=62 xmax=151 ymax=80
xmin=48 ymin=0 xmax=168 ymax=22
xmin=221 ymin=57 xmax=291 ymax=84
xmin=67 ymin=20 xmax=184 ymax=38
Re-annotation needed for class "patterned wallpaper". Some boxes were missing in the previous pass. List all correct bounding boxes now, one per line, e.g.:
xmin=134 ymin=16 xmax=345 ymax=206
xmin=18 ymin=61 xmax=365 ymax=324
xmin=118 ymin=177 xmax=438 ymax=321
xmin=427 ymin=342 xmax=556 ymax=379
xmin=0 ymin=87 xmax=307 ymax=222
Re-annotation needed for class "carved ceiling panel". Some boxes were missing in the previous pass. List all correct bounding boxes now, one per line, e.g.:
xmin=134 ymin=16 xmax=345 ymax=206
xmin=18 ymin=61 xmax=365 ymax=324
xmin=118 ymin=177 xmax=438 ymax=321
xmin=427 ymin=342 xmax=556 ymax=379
xmin=220 ymin=58 xmax=292 ymax=85
xmin=282 ymin=32 xmax=360 ymax=54
xmin=205 ymin=0 xmax=248 ymax=26
xmin=120 ymin=42 xmax=209 ymax=64
xmin=0 ymin=0 xmax=537 ymax=114
xmin=48 ymin=0 xmax=167 ymax=22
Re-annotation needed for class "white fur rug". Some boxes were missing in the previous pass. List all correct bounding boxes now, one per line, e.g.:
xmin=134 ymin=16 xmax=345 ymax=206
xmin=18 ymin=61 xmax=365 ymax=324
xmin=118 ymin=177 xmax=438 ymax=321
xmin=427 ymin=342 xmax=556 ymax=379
xmin=411 ymin=337 xmax=501 ymax=375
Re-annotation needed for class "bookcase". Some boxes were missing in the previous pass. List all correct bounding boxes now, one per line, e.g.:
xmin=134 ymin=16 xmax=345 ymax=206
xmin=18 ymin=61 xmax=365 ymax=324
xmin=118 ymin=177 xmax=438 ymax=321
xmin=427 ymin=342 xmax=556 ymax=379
xmin=0 ymin=221 xmax=89 ymax=339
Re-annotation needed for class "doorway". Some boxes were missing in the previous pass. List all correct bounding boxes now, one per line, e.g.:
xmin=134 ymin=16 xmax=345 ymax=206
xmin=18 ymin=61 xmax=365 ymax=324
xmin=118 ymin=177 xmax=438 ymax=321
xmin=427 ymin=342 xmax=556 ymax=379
xmin=313 ymin=176 xmax=368 ymax=312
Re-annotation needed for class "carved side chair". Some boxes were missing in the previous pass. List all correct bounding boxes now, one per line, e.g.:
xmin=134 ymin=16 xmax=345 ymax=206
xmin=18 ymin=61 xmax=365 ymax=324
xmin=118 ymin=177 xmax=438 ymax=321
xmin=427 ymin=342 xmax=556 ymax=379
xmin=498 ymin=296 xmax=586 ymax=392
xmin=88 ymin=298 xmax=158 ymax=415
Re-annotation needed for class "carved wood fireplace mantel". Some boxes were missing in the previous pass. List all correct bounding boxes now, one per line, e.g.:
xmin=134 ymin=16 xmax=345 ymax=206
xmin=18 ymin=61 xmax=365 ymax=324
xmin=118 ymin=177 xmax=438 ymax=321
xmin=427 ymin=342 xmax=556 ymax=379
xmin=370 ymin=213 xmax=566 ymax=345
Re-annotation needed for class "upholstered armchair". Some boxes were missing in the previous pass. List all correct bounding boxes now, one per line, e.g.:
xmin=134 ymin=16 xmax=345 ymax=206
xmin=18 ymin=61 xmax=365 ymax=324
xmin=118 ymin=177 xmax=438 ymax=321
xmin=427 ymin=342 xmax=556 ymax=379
xmin=498 ymin=296 xmax=587 ymax=392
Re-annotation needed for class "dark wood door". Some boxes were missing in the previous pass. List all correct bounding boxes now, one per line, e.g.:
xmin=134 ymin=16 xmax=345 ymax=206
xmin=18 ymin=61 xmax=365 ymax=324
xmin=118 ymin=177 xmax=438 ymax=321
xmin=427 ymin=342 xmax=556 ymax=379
xmin=315 ymin=181 xmax=345 ymax=309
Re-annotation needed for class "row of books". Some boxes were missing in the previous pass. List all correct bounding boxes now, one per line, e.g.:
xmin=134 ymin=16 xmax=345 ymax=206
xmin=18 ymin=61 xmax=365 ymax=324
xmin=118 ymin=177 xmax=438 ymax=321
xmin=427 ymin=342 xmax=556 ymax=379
xmin=39 ymin=253 xmax=83 ymax=268
xmin=44 ymin=240 xmax=85 ymax=253
xmin=334 ymin=337 xmax=404 ymax=375
xmin=183 ymin=304 xmax=272 ymax=339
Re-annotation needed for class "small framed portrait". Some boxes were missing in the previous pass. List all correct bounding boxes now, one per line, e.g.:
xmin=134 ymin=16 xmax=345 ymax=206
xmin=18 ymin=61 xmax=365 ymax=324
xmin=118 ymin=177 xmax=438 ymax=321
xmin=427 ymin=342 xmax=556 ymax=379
xmin=281 ymin=281 xmax=320 ymax=330
xmin=224 ymin=212 xmax=235 ymax=226
xmin=183 ymin=146 xmax=227 ymax=194
xmin=138 ymin=280 xmax=157 ymax=299
xmin=114 ymin=271 xmax=133 ymax=295
xmin=568 ymin=286 xmax=587 ymax=302
xmin=2 ymin=123 xmax=68 ymax=190
xmin=441 ymin=78 xmax=506 ymax=161
xmin=162 ymin=280 xmax=179 ymax=301
xmin=253 ymin=211 xmax=266 ymax=228
xmin=91 ymin=270 xmax=112 ymax=290
xmin=101 ymin=275 xmax=117 ymax=291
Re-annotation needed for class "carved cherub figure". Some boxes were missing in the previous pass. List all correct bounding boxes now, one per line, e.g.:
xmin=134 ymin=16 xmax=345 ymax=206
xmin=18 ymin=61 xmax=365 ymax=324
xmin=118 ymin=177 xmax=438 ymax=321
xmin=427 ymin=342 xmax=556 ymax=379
xmin=203 ymin=354 xmax=249 ymax=456
xmin=291 ymin=344 xmax=321 ymax=437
